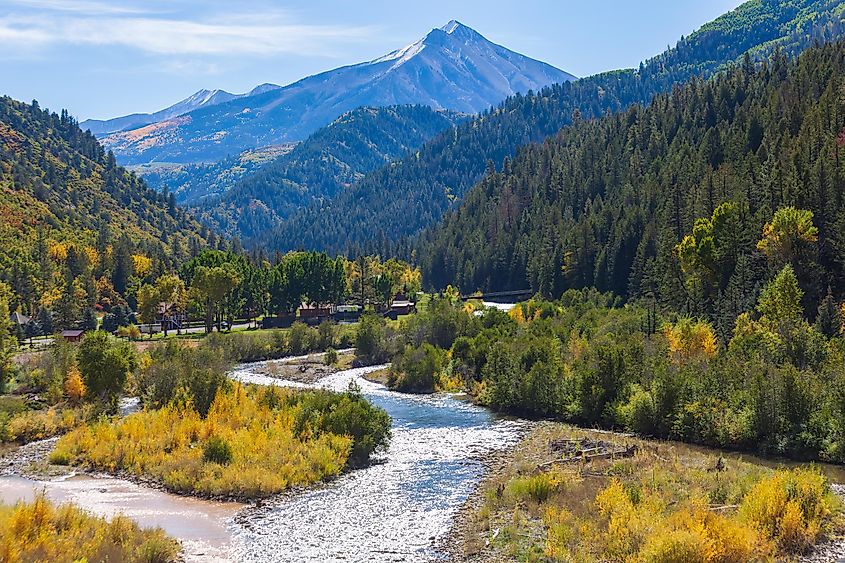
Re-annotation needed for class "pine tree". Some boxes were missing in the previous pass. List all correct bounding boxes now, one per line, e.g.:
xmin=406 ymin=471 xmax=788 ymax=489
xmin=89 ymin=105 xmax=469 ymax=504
xmin=815 ymin=287 xmax=842 ymax=337
xmin=0 ymin=283 xmax=14 ymax=393
xmin=37 ymin=308 xmax=53 ymax=336
xmin=81 ymin=308 xmax=98 ymax=331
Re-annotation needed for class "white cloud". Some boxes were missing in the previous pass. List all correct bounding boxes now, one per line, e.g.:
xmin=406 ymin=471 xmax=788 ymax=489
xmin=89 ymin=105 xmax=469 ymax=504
xmin=0 ymin=5 xmax=376 ymax=57
xmin=6 ymin=0 xmax=153 ymax=15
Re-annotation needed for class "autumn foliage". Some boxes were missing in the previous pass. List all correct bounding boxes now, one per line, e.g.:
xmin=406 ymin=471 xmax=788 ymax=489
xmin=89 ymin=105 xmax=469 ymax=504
xmin=0 ymin=492 xmax=179 ymax=563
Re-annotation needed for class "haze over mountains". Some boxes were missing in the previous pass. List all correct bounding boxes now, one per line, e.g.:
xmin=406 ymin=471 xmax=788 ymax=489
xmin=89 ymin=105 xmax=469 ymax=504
xmin=80 ymin=84 xmax=281 ymax=137
xmin=94 ymin=21 xmax=576 ymax=166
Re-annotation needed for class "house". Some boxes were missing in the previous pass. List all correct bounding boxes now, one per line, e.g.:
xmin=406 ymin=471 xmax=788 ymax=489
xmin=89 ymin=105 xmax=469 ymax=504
xmin=298 ymin=303 xmax=332 ymax=326
xmin=262 ymin=314 xmax=295 ymax=329
xmin=10 ymin=312 xmax=30 ymax=328
xmin=332 ymin=304 xmax=361 ymax=323
xmin=156 ymin=302 xmax=186 ymax=332
xmin=385 ymin=300 xmax=416 ymax=320
xmin=60 ymin=329 xmax=85 ymax=343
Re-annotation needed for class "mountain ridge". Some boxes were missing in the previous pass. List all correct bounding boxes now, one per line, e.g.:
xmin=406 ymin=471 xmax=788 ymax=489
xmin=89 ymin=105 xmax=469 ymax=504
xmin=81 ymin=84 xmax=282 ymax=137
xmin=98 ymin=21 xmax=575 ymax=165
xmin=0 ymin=95 xmax=212 ymax=312
xmin=192 ymin=104 xmax=468 ymax=239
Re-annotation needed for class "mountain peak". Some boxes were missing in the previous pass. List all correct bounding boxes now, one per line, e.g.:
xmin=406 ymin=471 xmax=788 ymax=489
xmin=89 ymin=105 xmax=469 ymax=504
xmin=440 ymin=20 xmax=472 ymax=35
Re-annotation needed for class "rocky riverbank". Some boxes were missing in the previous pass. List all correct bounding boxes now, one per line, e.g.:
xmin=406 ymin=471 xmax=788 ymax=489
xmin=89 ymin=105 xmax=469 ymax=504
xmin=0 ymin=436 xmax=62 ymax=479
xmin=246 ymin=349 xmax=355 ymax=384
xmin=798 ymin=484 xmax=845 ymax=563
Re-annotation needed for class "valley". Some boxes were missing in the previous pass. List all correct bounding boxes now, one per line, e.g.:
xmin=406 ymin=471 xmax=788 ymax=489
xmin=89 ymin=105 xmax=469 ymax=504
xmin=3 ymin=0 xmax=845 ymax=561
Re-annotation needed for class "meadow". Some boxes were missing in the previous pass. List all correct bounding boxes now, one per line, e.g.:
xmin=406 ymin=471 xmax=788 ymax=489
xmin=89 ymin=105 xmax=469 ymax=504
xmin=458 ymin=423 xmax=844 ymax=562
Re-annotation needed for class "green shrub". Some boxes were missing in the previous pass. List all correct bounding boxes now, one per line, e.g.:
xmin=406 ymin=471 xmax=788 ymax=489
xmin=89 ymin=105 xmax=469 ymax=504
xmin=293 ymin=388 xmax=391 ymax=468
xmin=388 ymin=343 xmax=444 ymax=393
xmin=202 ymin=436 xmax=233 ymax=465
xmin=324 ymin=348 xmax=338 ymax=366
xmin=619 ymin=386 xmax=657 ymax=436
xmin=289 ymin=322 xmax=318 ymax=355
xmin=138 ymin=341 xmax=231 ymax=417
xmin=77 ymin=331 xmax=137 ymax=401
xmin=355 ymin=313 xmax=392 ymax=364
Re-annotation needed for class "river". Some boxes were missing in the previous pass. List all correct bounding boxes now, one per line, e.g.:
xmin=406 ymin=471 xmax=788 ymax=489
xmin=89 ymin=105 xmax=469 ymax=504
xmin=0 ymin=362 xmax=528 ymax=562
xmin=228 ymin=364 xmax=528 ymax=562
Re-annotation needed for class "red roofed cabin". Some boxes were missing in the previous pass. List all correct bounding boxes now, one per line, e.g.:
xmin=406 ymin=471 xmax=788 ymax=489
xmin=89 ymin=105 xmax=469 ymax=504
xmin=298 ymin=303 xmax=332 ymax=326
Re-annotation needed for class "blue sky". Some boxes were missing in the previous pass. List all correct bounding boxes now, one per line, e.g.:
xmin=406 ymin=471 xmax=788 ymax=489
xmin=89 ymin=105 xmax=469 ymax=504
xmin=0 ymin=0 xmax=745 ymax=120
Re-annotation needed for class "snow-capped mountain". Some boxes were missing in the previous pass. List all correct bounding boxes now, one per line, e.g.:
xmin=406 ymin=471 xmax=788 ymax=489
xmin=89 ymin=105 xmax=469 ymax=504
xmin=100 ymin=21 xmax=576 ymax=165
xmin=81 ymin=85 xmax=281 ymax=136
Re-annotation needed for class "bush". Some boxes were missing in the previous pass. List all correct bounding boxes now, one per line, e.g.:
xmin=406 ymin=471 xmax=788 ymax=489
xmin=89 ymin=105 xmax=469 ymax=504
xmin=78 ymin=331 xmax=137 ymax=401
xmin=2 ymin=405 xmax=93 ymax=444
xmin=288 ymin=322 xmax=318 ymax=355
xmin=34 ymin=339 xmax=76 ymax=403
xmin=618 ymin=386 xmax=656 ymax=436
xmin=356 ymin=313 xmax=392 ymax=364
xmin=64 ymin=366 xmax=86 ymax=403
xmin=202 ymin=436 xmax=233 ymax=465
xmin=293 ymin=387 xmax=392 ymax=468
xmin=324 ymin=348 xmax=338 ymax=366
xmin=388 ymin=343 xmax=444 ymax=393
xmin=504 ymin=470 xmax=567 ymax=504
xmin=116 ymin=324 xmax=142 ymax=340
xmin=137 ymin=342 xmax=230 ymax=417
xmin=51 ymin=385 xmax=391 ymax=498
xmin=318 ymin=321 xmax=338 ymax=349
xmin=739 ymin=468 xmax=837 ymax=553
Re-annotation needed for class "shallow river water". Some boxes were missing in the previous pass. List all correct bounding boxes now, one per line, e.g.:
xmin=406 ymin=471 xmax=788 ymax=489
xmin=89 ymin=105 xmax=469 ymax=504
xmin=229 ymin=364 xmax=527 ymax=562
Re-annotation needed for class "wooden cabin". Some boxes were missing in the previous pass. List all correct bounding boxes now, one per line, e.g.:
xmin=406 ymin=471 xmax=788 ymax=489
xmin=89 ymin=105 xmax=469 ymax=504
xmin=60 ymin=329 xmax=85 ymax=343
xmin=385 ymin=300 xmax=416 ymax=320
xmin=298 ymin=303 xmax=332 ymax=326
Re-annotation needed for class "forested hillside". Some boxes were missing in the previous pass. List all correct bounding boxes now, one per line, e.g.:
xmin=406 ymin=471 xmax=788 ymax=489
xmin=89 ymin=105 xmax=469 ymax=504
xmin=421 ymin=38 xmax=845 ymax=336
xmin=267 ymin=0 xmax=845 ymax=255
xmin=0 ymin=96 xmax=210 ymax=315
xmin=194 ymin=105 xmax=466 ymax=240
xmin=135 ymin=144 xmax=294 ymax=205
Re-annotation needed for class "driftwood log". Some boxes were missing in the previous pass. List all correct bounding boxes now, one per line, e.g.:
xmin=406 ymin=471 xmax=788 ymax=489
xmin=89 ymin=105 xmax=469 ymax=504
xmin=535 ymin=439 xmax=638 ymax=474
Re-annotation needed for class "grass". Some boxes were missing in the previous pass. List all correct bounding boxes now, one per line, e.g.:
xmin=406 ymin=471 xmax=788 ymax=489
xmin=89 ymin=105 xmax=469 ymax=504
xmin=50 ymin=384 xmax=389 ymax=499
xmin=0 ymin=492 xmax=179 ymax=562
xmin=458 ymin=423 xmax=844 ymax=563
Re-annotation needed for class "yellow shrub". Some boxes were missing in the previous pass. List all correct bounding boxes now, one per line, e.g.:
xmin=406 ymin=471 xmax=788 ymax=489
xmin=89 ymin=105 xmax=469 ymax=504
xmin=0 ymin=492 xmax=179 ymax=562
xmin=739 ymin=468 xmax=835 ymax=553
xmin=544 ymin=506 xmax=577 ymax=560
xmin=435 ymin=371 xmax=464 ymax=393
xmin=4 ymin=406 xmax=90 ymax=444
xmin=51 ymin=386 xmax=354 ymax=499
xmin=594 ymin=479 xmax=661 ymax=559
xmin=639 ymin=499 xmax=770 ymax=563
xmin=64 ymin=366 xmax=86 ymax=403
